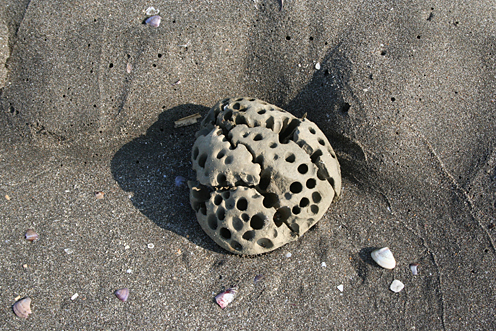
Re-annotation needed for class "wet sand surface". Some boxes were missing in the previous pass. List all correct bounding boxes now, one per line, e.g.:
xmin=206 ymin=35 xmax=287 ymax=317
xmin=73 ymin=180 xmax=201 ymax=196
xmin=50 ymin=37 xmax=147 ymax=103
xmin=0 ymin=0 xmax=495 ymax=329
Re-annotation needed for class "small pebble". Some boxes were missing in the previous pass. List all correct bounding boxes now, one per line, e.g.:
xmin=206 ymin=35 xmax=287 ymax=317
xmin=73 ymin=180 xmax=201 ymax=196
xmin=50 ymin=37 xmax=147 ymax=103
xmin=285 ymin=252 xmax=292 ymax=258
xmin=147 ymin=243 xmax=155 ymax=249
xmin=321 ymin=262 xmax=327 ymax=268
xmin=337 ymin=284 xmax=344 ymax=292
xmin=126 ymin=63 xmax=133 ymax=73
xmin=124 ymin=245 xmax=130 ymax=250
xmin=390 ymin=279 xmax=404 ymax=293
xmin=22 ymin=264 xmax=28 ymax=269
xmin=126 ymin=269 xmax=133 ymax=274
xmin=315 ymin=62 xmax=321 ymax=70
xmin=71 ymin=293 xmax=79 ymax=301
xmin=5 ymin=194 xmax=10 ymax=200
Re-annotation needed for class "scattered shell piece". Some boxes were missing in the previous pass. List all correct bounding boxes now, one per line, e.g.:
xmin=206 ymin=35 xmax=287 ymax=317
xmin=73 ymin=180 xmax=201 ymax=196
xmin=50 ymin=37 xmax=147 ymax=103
xmin=25 ymin=229 xmax=39 ymax=242
xmin=285 ymin=252 xmax=292 ymax=258
xmin=124 ymin=245 xmax=130 ymax=250
xmin=145 ymin=6 xmax=159 ymax=16
xmin=70 ymin=293 xmax=79 ymax=301
xmin=371 ymin=247 xmax=396 ymax=269
xmin=145 ymin=15 xmax=161 ymax=28
xmin=175 ymin=176 xmax=186 ymax=186
xmin=278 ymin=0 xmax=284 ymax=11
xmin=337 ymin=284 xmax=344 ymax=292
xmin=5 ymin=194 xmax=10 ymax=200
xmin=22 ymin=264 xmax=28 ymax=269
xmin=390 ymin=279 xmax=404 ymax=293
xmin=126 ymin=269 xmax=133 ymax=274
xmin=215 ymin=287 xmax=237 ymax=309
xmin=172 ymin=79 xmax=181 ymax=86
xmin=126 ymin=63 xmax=133 ymax=73
xmin=315 ymin=62 xmax=321 ymax=70
xmin=178 ymin=41 xmax=191 ymax=48
xmin=64 ymin=248 xmax=73 ymax=254
xmin=254 ymin=274 xmax=265 ymax=283
xmin=174 ymin=113 xmax=201 ymax=128
xmin=13 ymin=297 xmax=31 ymax=319
xmin=409 ymin=263 xmax=419 ymax=275
xmin=94 ymin=191 xmax=105 ymax=199
xmin=115 ymin=288 xmax=129 ymax=302
xmin=321 ymin=262 xmax=327 ymax=268
xmin=147 ymin=243 xmax=154 ymax=249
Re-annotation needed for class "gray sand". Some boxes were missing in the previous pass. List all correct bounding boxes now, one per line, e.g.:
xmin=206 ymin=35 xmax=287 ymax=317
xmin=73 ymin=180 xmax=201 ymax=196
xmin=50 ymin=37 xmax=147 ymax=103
xmin=0 ymin=0 xmax=495 ymax=329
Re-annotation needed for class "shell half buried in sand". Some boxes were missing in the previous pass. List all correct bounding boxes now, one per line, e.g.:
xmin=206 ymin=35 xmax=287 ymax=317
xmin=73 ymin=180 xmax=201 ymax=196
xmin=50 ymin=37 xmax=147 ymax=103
xmin=371 ymin=247 xmax=396 ymax=269
xmin=215 ymin=287 xmax=237 ymax=309
xmin=13 ymin=297 xmax=32 ymax=319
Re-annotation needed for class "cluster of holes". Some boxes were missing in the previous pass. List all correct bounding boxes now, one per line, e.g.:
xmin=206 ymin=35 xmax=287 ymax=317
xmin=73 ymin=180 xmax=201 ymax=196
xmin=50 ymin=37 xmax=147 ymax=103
xmin=195 ymin=99 xmax=339 ymax=251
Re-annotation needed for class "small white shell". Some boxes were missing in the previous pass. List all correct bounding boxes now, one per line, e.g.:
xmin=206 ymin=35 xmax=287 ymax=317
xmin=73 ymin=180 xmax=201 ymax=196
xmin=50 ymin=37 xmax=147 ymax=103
xmin=390 ymin=279 xmax=404 ymax=293
xmin=145 ymin=6 xmax=159 ymax=16
xmin=371 ymin=247 xmax=396 ymax=269
xmin=145 ymin=15 xmax=161 ymax=28
xmin=409 ymin=263 xmax=419 ymax=275
xmin=13 ymin=297 xmax=32 ymax=319
xmin=215 ymin=287 xmax=237 ymax=309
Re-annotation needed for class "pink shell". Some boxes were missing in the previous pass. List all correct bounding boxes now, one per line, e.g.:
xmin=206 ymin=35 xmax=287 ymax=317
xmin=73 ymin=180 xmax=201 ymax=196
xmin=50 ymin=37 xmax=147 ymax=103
xmin=13 ymin=297 xmax=32 ymax=319
xmin=215 ymin=287 xmax=237 ymax=309
xmin=25 ymin=229 xmax=39 ymax=242
xmin=145 ymin=15 xmax=161 ymax=28
xmin=115 ymin=288 xmax=129 ymax=302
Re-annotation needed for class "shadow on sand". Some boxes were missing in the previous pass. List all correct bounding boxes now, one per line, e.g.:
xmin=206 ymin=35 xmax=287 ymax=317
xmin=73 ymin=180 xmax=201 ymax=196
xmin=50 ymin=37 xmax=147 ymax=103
xmin=111 ymin=47 xmax=372 ymax=253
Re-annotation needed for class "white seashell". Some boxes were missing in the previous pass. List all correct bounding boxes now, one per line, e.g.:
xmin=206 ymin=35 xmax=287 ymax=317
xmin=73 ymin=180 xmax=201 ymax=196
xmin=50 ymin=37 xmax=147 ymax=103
xmin=371 ymin=247 xmax=396 ymax=269
xmin=390 ymin=279 xmax=404 ymax=293
xmin=115 ymin=288 xmax=129 ymax=302
xmin=336 ymin=284 xmax=344 ymax=292
xmin=409 ymin=263 xmax=419 ymax=275
xmin=145 ymin=15 xmax=161 ymax=28
xmin=145 ymin=6 xmax=159 ymax=16
xmin=13 ymin=297 xmax=32 ymax=319
xmin=215 ymin=287 xmax=237 ymax=309
xmin=315 ymin=62 xmax=321 ymax=70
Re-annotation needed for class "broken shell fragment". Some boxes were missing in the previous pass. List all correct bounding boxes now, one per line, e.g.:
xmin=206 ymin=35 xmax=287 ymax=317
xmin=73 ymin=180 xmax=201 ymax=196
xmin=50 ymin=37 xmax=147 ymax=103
xmin=175 ymin=176 xmax=186 ymax=187
xmin=115 ymin=288 xmax=129 ymax=302
xmin=13 ymin=297 xmax=32 ymax=319
xmin=254 ymin=274 xmax=265 ymax=284
xmin=390 ymin=279 xmax=404 ymax=293
xmin=25 ymin=229 xmax=39 ymax=242
xmin=371 ymin=247 xmax=396 ymax=269
xmin=145 ymin=15 xmax=161 ymax=27
xmin=215 ymin=287 xmax=237 ymax=309
xmin=94 ymin=191 xmax=105 ymax=199
xmin=409 ymin=263 xmax=419 ymax=275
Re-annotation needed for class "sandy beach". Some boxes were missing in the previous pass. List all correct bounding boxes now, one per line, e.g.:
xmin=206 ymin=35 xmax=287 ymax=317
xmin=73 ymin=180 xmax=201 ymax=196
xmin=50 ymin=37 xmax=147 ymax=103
xmin=0 ymin=0 xmax=495 ymax=329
